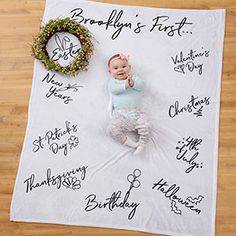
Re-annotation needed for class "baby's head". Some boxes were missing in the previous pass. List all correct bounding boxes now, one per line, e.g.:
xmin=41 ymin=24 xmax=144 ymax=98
xmin=108 ymin=54 xmax=131 ymax=80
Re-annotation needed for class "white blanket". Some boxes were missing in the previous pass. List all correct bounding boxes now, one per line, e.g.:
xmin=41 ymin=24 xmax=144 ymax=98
xmin=10 ymin=0 xmax=225 ymax=235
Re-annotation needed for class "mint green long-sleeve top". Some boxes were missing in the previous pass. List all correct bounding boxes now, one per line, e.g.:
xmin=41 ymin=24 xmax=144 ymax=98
xmin=108 ymin=75 xmax=144 ymax=109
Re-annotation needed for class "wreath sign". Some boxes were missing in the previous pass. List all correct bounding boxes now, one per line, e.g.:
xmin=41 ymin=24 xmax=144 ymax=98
xmin=32 ymin=18 xmax=93 ymax=76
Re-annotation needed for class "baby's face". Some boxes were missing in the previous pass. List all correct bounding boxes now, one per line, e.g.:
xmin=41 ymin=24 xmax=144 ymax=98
xmin=109 ymin=58 xmax=131 ymax=80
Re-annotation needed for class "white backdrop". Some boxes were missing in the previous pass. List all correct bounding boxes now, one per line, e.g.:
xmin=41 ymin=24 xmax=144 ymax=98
xmin=10 ymin=1 xmax=225 ymax=235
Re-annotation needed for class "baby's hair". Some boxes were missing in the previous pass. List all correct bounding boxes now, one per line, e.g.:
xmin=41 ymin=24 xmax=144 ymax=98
xmin=108 ymin=54 xmax=129 ymax=67
xmin=108 ymin=54 xmax=121 ymax=67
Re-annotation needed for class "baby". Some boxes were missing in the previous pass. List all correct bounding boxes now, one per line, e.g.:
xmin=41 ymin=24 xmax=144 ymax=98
xmin=107 ymin=53 xmax=150 ymax=155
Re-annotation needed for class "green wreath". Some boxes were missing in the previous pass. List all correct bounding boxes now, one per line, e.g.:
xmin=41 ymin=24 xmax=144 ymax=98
xmin=32 ymin=18 xmax=94 ymax=76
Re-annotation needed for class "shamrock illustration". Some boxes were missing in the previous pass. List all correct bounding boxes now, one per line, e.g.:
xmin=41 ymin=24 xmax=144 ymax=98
xmin=68 ymin=135 xmax=79 ymax=149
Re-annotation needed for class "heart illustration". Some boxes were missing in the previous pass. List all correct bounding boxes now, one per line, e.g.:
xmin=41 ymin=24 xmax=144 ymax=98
xmin=174 ymin=64 xmax=185 ymax=74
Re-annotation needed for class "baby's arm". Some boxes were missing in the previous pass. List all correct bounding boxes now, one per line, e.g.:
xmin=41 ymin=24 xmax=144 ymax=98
xmin=131 ymin=75 xmax=144 ymax=92
xmin=109 ymin=80 xmax=126 ymax=95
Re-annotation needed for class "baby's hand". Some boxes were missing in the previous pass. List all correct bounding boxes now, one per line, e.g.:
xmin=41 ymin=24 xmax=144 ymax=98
xmin=125 ymin=75 xmax=134 ymax=89
xmin=128 ymin=76 xmax=134 ymax=87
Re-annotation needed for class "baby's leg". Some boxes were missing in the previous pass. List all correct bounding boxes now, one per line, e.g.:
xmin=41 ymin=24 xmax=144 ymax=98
xmin=135 ymin=112 xmax=150 ymax=146
xmin=133 ymin=116 xmax=150 ymax=155
xmin=108 ymin=114 xmax=138 ymax=148
xmin=108 ymin=117 xmax=127 ymax=144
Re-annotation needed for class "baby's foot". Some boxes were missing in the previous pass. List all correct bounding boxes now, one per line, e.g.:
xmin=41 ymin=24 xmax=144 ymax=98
xmin=134 ymin=145 xmax=145 ymax=155
xmin=124 ymin=137 xmax=139 ymax=148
